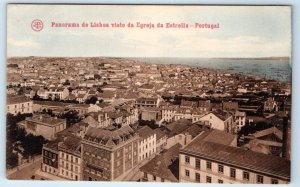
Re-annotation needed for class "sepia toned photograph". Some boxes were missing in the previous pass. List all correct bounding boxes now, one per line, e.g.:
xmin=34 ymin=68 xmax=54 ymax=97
xmin=6 ymin=4 xmax=291 ymax=184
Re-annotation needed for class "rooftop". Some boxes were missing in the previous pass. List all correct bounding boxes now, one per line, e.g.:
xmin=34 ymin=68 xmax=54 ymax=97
xmin=211 ymin=109 xmax=232 ymax=121
xmin=27 ymin=114 xmax=66 ymax=126
xmin=137 ymin=126 xmax=155 ymax=139
xmin=140 ymin=143 xmax=182 ymax=182
xmin=7 ymin=95 xmax=31 ymax=105
xmin=58 ymin=135 xmax=81 ymax=154
xmin=83 ymin=126 xmax=137 ymax=147
xmin=181 ymin=138 xmax=290 ymax=180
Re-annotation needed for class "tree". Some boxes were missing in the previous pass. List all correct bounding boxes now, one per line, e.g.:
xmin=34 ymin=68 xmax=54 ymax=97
xmin=6 ymin=113 xmax=32 ymax=143
xmin=94 ymin=74 xmax=101 ymax=79
xmin=63 ymin=79 xmax=70 ymax=86
xmin=85 ymin=96 xmax=98 ymax=104
xmin=62 ymin=110 xmax=81 ymax=128
xmin=21 ymin=134 xmax=46 ymax=158
xmin=6 ymin=151 xmax=18 ymax=169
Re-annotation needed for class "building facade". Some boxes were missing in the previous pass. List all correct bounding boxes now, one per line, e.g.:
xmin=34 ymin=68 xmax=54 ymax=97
xmin=41 ymin=141 xmax=59 ymax=176
xmin=18 ymin=114 xmax=67 ymax=140
xmin=179 ymin=141 xmax=290 ymax=184
xmin=7 ymin=96 xmax=33 ymax=115
xmin=137 ymin=126 xmax=157 ymax=162
xmin=58 ymin=136 xmax=82 ymax=180
xmin=81 ymin=126 xmax=139 ymax=181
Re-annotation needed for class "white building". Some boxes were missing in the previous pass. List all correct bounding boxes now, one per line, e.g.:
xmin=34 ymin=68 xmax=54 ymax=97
xmin=179 ymin=132 xmax=290 ymax=184
xmin=58 ymin=136 xmax=82 ymax=181
xmin=6 ymin=95 xmax=33 ymax=115
xmin=137 ymin=126 xmax=157 ymax=162
xmin=234 ymin=111 xmax=246 ymax=131
xmin=196 ymin=110 xmax=235 ymax=133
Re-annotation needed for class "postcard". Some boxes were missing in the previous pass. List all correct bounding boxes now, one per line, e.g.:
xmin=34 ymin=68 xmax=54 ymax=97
xmin=6 ymin=4 xmax=291 ymax=184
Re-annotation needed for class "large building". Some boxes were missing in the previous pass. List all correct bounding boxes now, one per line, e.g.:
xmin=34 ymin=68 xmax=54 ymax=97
xmin=42 ymin=140 xmax=60 ymax=176
xmin=58 ymin=135 xmax=82 ymax=180
xmin=179 ymin=131 xmax=290 ymax=184
xmin=135 ymin=97 xmax=161 ymax=108
xmin=6 ymin=95 xmax=33 ymax=115
xmin=137 ymin=126 xmax=157 ymax=162
xmin=81 ymin=126 xmax=139 ymax=181
xmin=18 ymin=114 xmax=67 ymax=140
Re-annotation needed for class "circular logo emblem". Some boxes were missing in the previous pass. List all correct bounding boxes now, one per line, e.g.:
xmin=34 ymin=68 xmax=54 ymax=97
xmin=31 ymin=19 xmax=43 ymax=32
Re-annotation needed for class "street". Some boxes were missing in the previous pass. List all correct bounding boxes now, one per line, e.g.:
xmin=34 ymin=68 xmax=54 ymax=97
xmin=7 ymin=157 xmax=42 ymax=180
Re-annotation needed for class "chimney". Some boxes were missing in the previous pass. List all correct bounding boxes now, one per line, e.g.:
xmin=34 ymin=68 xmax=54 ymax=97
xmin=282 ymin=116 xmax=288 ymax=158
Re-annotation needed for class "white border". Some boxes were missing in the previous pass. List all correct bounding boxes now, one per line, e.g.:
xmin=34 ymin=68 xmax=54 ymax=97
xmin=1 ymin=1 xmax=298 ymax=187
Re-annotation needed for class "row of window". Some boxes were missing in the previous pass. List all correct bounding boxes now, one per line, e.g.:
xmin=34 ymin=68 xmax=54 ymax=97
xmin=184 ymin=169 xmax=278 ymax=184
xmin=139 ymin=139 xmax=155 ymax=147
xmin=60 ymin=168 xmax=79 ymax=180
xmin=60 ymin=152 xmax=80 ymax=163
xmin=60 ymin=160 xmax=80 ymax=173
xmin=7 ymin=102 xmax=30 ymax=110
xmin=44 ymin=165 xmax=57 ymax=174
xmin=44 ymin=150 xmax=57 ymax=159
xmin=184 ymin=156 xmax=279 ymax=184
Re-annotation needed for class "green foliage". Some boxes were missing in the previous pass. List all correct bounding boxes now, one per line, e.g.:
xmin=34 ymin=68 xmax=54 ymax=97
xmin=85 ymin=96 xmax=98 ymax=104
xmin=6 ymin=113 xmax=47 ymax=163
xmin=61 ymin=110 xmax=81 ymax=128
xmin=21 ymin=134 xmax=46 ymax=157
xmin=6 ymin=113 xmax=32 ymax=143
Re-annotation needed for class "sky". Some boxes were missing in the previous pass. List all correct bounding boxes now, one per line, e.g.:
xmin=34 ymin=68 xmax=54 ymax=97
xmin=7 ymin=5 xmax=291 ymax=58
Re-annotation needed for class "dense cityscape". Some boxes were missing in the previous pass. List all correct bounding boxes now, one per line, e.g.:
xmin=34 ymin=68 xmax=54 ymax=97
xmin=6 ymin=56 xmax=291 ymax=183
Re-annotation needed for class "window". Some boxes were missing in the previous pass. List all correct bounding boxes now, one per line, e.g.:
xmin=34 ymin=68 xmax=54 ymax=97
xmin=218 ymin=179 xmax=223 ymax=183
xmin=195 ymin=173 xmax=200 ymax=183
xmin=257 ymin=175 xmax=264 ymax=184
xmin=195 ymin=159 xmax=200 ymax=170
xmin=206 ymin=161 xmax=212 ymax=170
xmin=185 ymin=170 xmax=190 ymax=177
xmin=271 ymin=179 xmax=278 ymax=184
xmin=243 ymin=171 xmax=249 ymax=180
xmin=185 ymin=156 xmax=190 ymax=164
xmin=206 ymin=176 xmax=212 ymax=183
xmin=230 ymin=168 xmax=236 ymax=179
xmin=218 ymin=165 xmax=224 ymax=173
